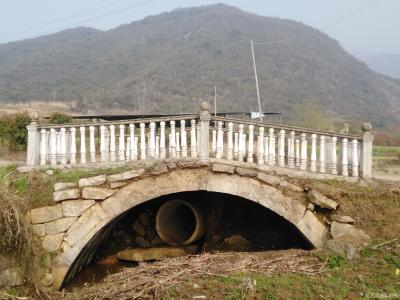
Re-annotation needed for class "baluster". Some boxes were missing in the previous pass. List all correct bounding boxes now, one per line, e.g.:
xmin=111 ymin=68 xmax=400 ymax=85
xmin=155 ymin=136 xmax=160 ymax=158
xmin=180 ymin=120 xmax=187 ymax=158
xmin=211 ymin=129 xmax=217 ymax=156
xmin=227 ymin=122 xmax=234 ymax=160
xmin=264 ymin=136 xmax=269 ymax=164
xmin=310 ymin=134 xmax=317 ymax=172
xmin=319 ymin=135 xmax=326 ymax=173
xmin=242 ymin=133 xmax=247 ymax=158
xmin=140 ymin=123 xmax=146 ymax=160
xmin=56 ymin=130 xmax=61 ymax=163
xmin=129 ymin=124 xmax=136 ymax=161
xmin=295 ymin=139 xmax=300 ymax=167
xmin=190 ymin=120 xmax=197 ymax=158
xmin=288 ymin=131 xmax=295 ymax=168
xmin=170 ymin=121 xmax=176 ymax=158
xmin=104 ymin=128 xmax=110 ymax=162
xmin=176 ymin=132 xmax=181 ymax=158
xmin=109 ymin=125 xmax=116 ymax=162
xmin=216 ymin=121 xmax=224 ymax=159
xmin=40 ymin=129 xmax=47 ymax=165
xmin=126 ymin=137 xmax=130 ymax=161
xmin=257 ymin=127 xmax=264 ymax=164
xmin=160 ymin=121 xmax=166 ymax=159
xmin=341 ymin=138 xmax=348 ymax=176
xmin=118 ymin=124 xmax=125 ymax=161
xmin=134 ymin=137 xmax=138 ymax=161
xmin=80 ymin=126 xmax=86 ymax=164
xmin=49 ymin=128 xmax=57 ymax=165
xmin=234 ymin=132 xmax=239 ymax=159
xmin=351 ymin=139 xmax=359 ymax=177
xmin=89 ymin=126 xmax=96 ymax=163
xmin=331 ymin=137 xmax=338 ymax=175
xmin=268 ymin=128 xmax=275 ymax=166
xmin=300 ymin=133 xmax=307 ymax=171
xmin=100 ymin=125 xmax=106 ymax=162
xmin=46 ymin=131 xmax=50 ymax=162
xmin=247 ymin=125 xmax=254 ymax=163
xmin=238 ymin=124 xmax=244 ymax=161
xmin=69 ymin=127 xmax=76 ymax=165
xmin=60 ymin=128 xmax=67 ymax=165
xmin=196 ymin=124 xmax=200 ymax=156
xmin=278 ymin=129 xmax=285 ymax=167
xmin=149 ymin=122 xmax=156 ymax=158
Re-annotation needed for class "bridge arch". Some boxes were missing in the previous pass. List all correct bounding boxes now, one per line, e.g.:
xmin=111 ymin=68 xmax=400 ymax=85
xmin=52 ymin=167 xmax=328 ymax=289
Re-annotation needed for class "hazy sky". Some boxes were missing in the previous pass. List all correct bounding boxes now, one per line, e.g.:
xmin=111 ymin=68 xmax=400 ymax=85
xmin=0 ymin=0 xmax=399 ymax=54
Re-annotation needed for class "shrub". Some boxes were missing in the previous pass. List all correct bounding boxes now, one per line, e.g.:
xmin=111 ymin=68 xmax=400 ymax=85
xmin=0 ymin=112 xmax=31 ymax=151
xmin=48 ymin=112 xmax=72 ymax=124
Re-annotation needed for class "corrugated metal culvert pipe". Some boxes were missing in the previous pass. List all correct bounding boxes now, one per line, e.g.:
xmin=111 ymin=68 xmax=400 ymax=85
xmin=156 ymin=199 xmax=205 ymax=246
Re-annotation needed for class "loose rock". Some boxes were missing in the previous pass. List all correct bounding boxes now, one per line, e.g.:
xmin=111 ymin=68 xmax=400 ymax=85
xmin=256 ymin=173 xmax=282 ymax=187
xmin=330 ymin=221 xmax=371 ymax=245
xmin=53 ymin=189 xmax=80 ymax=202
xmin=307 ymin=190 xmax=338 ymax=210
xmin=235 ymin=167 xmax=257 ymax=177
xmin=133 ymin=220 xmax=146 ymax=237
xmin=212 ymin=163 xmax=235 ymax=174
xmin=82 ymin=187 xmax=114 ymax=200
xmin=107 ymin=169 xmax=145 ymax=182
xmin=79 ymin=174 xmax=107 ymax=188
xmin=331 ymin=215 xmax=356 ymax=224
xmin=54 ymin=182 xmax=76 ymax=191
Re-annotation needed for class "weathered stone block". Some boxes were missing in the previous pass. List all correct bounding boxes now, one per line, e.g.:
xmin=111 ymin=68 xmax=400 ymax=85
xmin=107 ymin=169 xmax=145 ymax=182
xmin=54 ymin=182 xmax=76 ymax=192
xmin=32 ymin=224 xmax=46 ymax=236
xmin=331 ymin=215 xmax=356 ymax=224
xmin=79 ymin=174 xmax=107 ymax=188
xmin=53 ymin=189 xmax=80 ymax=202
xmin=235 ymin=167 xmax=257 ymax=177
xmin=212 ymin=163 xmax=235 ymax=174
xmin=110 ymin=181 xmax=127 ymax=189
xmin=330 ymin=221 xmax=371 ymax=244
xmin=62 ymin=200 xmax=95 ymax=217
xmin=256 ymin=173 xmax=282 ymax=186
xmin=284 ymin=182 xmax=304 ymax=193
xmin=31 ymin=205 xmax=62 ymax=224
xmin=150 ymin=163 xmax=168 ymax=175
xmin=41 ymin=233 xmax=64 ymax=252
xmin=307 ymin=190 xmax=338 ymax=210
xmin=82 ymin=187 xmax=115 ymax=200
xmin=296 ymin=210 xmax=329 ymax=248
xmin=326 ymin=237 xmax=359 ymax=260
xmin=45 ymin=217 xmax=77 ymax=235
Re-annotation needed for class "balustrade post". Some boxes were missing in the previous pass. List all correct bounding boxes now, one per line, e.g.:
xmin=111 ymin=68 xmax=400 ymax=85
xmin=212 ymin=129 xmax=217 ymax=156
xmin=80 ymin=127 xmax=86 ymax=164
xmin=295 ymin=138 xmax=300 ymax=167
xmin=26 ymin=115 xmax=39 ymax=166
xmin=56 ymin=131 xmax=61 ymax=163
xmin=104 ymin=128 xmax=110 ymax=162
xmin=331 ymin=136 xmax=337 ymax=175
xmin=190 ymin=120 xmax=197 ymax=158
xmin=351 ymin=139 xmax=359 ymax=177
xmin=216 ymin=121 xmax=224 ymax=159
xmin=278 ymin=129 xmax=285 ymax=167
xmin=180 ymin=120 xmax=187 ymax=158
xmin=176 ymin=132 xmax=181 ymax=158
xmin=126 ymin=137 xmax=130 ymax=161
xmin=60 ymin=128 xmax=67 ymax=165
xmin=199 ymin=102 xmax=211 ymax=161
xmin=257 ymin=127 xmax=264 ymax=164
xmin=100 ymin=125 xmax=106 ymax=162
xmin=109 ymin=125 xmax=116 ymax=162
xmin=50 ymin=128 xmax=57 ymax=165
xmin=360 ymin=123 xmax=373 ymax=178
xmin=170 ymin=121 xmax=176 ymax=158
xmin=40 ymin=129 xmax=47 ymax=165
xmin=288 ymin=131 xmax=295 ymax=168
xmin=129 ymin=124 xmax=136 ymax=161
xmin=119 ymin=125 xmax=126 ymax=161
xmin=70 ymin=128 xmax=76 ymax=165
xmin=238 ymin=124 xmax=244 ymax=161
xmin=160 ymin=121 xmax=166 ymax=159
xmin=234 ymin=132 xmax=239 ymax=159
xmin=300 ymin=133 xmax=307 ymax=171
xmin=310 ymin=134 xmax=317 ymax=172
xmin=155 ymin=136 xmax=160 ymax=158
xmin=268 ymin=128 xmax=275 ymax=166
xmin=149 ymin=122 xmax=156 ymax=158
xmin=247 ymin=125 xmax=254 ymax=162
xmin=319 ymin=135 xmax=326 ymax=173
xmin=341 ymin=138 xmax=349 ymax=176
xmin=89 ymin=126 xmax=96 ymax=163
xmin=264 ymin=136 xmax=269 ymax=164
xmin=140 ymin=123 xmax=146 ymax=160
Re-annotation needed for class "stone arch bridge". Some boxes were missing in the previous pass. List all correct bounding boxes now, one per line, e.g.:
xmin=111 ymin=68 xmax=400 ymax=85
xmin=22 ymin=102 xmax=373 ymax=289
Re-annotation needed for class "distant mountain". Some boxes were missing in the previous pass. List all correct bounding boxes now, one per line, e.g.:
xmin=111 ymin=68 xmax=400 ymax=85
xmin=1 ymin=4 xmax=400 ymax=128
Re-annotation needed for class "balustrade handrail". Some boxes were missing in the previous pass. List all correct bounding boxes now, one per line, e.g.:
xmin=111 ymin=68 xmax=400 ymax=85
xmin=37 ymin=114 xmax=199 ymax=129
xmin=210 ymin=116 xmax=362 ymax=140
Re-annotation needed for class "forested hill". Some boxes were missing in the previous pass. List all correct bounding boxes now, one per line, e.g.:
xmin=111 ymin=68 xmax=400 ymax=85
xmin=1 ymin=4 xmax=400 ymax=128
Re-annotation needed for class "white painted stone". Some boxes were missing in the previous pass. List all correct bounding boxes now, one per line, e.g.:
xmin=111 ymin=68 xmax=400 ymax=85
xmin=296 ymin=210 xmax=329 ymax=248
xmin=41 ymin=233 xmax=64 ymax=252
xmin=53 ymin=189 xmax=80 ymax=202
xmin=62 ymin=200 xmax=95 ymax=217
xmin=79 ymin=174 xmax=107 ymax=188
xmin=54 ymin=182 xmax=76 ymax=192
xmin=31 ymin=205 xmax=62 ymax=224
xmin=45 ymin=217 xmax=77 ymax=235
xmin=107 ymin=169 xmax=145 ymax=182
xmin=307 ymin=190 xmax=338 ymax=210
xmin=212 ymin=163 xmax=235 ymax=174
xmin=82 ymin=187 xmax=115 ymax=200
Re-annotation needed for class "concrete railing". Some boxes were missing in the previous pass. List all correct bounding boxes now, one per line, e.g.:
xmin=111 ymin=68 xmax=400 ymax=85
xmin=25 ymin=102 xmax=373 ymax=178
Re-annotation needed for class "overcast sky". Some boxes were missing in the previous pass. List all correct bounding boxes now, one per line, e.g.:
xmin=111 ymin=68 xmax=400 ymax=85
xmin=0 ymin=0 xmax=399 ymax=54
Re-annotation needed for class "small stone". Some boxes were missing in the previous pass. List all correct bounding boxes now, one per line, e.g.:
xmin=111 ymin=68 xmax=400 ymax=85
xmin=45 ymin=217 xmax=77 ymax=235
xmin=82 ymin=187 xmax=114 ymax=200
xmin=307 ymin=190 xmax=338 ymax=210
xmin=133 ymin=220 xmax=146 ymax=237
xmin=307 ymin=203 xmax=315 ymax=211
xmin=256 ymin=173 xmax=282 ymax=186
xmin=331 ymin=215 xmax=356 ymax=224
xmin=212 ymin=163 xmax=235 ymax=174
xmin=193 ymin=283 xmax=200 ymax=289
xmin=110 ymin=181 xmax=128 ymax=189
xmin=167 ymin=162 xmax=177 ymax=169
xmin=46 ymin=170 xmax=54 ymax=176
xmin=221 ymin=235 xmax=252 ymax=251
xmin=150 ymin=163 xmax=169 ymax=175
xmin=107 ymin=169 xmax=145 ymax=182
xmin=138 ymin=213 xmax=150 ymax=226
xmin=326 ymin=238 xmax=359 ymax=260
xmin=54 ymin=182 xmax=76 ymax=192
xmin=41 ymin=233 xmax=64 ymax=252
xmin=284 ymin=182 xmax=304 ymax=193
xmin=53 ymin=189 xmax=80 ymax=202
xmin=330 ymin=222 xmax=371 ymax=245
xmin=79 ymin=174 xmax=107 ymax=188
xmin=41 ymin=273 xmax=54 ymax=287
xmin=31 ymin=205 xmax=63 ymax=224
xmin=135 ymin=236 xmax=150 ymax=247
xmin=235 ymin=167 xmax=257 ymax=177
xmin=117 ymin=245 xmax=199 ymax=262
xmin=0 ymin=268 xmax=23 ymax=287
xmin=32 ymin=224 xmax=46 ymax=236
xmin=62 ymin=200 xmax=95 ymax=217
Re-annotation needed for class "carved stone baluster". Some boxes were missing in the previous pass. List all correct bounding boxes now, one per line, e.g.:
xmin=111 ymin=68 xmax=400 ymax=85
xmin=257 ymin=127 xmax=264 ymax=164
xmin=56 ymin=130 xmax=61 ymax=163
xmin=196 ymin=124 xmax=200 ymax=156
xmin=216 ymin=121 xmax=224 ymax=159
xmin=126 ymin=137 xmax=130 ymax=161
xmin=80 ymin=126 xmax=86 ymax=164
xmin=295 ymin=138 xmax=300 ymax=167
xmin=319 ymin=135 xmax=326 ymax=173
xmin=278 ymin=129 xmax=285 ymax=167
xmin=226 ymin=122 xmax=234 ymax=160
xmin=247 ymin=125 xmax=254 ymax=163
xmin=155 ymin=136 xmax=160 ymax=158
xmin=180 ymin=120 xmax=187 ymax=158
xmin=264 ymin=136 xmax=269 ymax=164
xmin=176 ymin=132 xmax=181 ymax=158
xmin=49 ymin=128 xmax=57 ymax=165
xmin=149 ymin=122 xmax=156 ymax=158
xmin=160 ymin=121 xmax=166 ymax=159
xmin=140 ymin=123 xmax=146 ymax=160
xmin=238 ymin=124 xmax=244 ymax=161
xmin=268 ymin=128 xmax=275 ymax=166
xmin=288 ymin=131 xmax=295 ymax=168
xmin=169 ymin=121 xmax=176 ymax=158
xmin=70 ymin=127 xmax=76 ymax=165
xmin=211 ymin=129 xmax=217 ymax=156
xmin=190 ymin=120 xmax=197 ymax=158
xmin=310 ymin=134 xmax=317 ymax=172
xmin=331 ymin=137 xmax=338 ymax=175
xmin=100 ymin=125 xmax=106 ymax=162
xmin=341 ymin=138 xmax=349 ymax=176
xmin=60 ymin=128 xmax=67 ymax=165
xmin=109 ymin=125 xmax=116 ymax=162
xmin=129 ymin=124 xmax=136 ymax=161
xmin=351 ymin=139 xmax=359 ymax=177
xmin=89 ymin=126 xmax=96 ymax=163
xmin=300 ymin=133 xmax=307 ymax=171
xmin=40 ymin=129 xmax=47 ymax=165
xmin=234 ymin=132 xmax=239 ymax=159
xmin=242 ymin=133 xmax=247 ymax=159
xmin=133 ymin=137 xmax=138 ymax=161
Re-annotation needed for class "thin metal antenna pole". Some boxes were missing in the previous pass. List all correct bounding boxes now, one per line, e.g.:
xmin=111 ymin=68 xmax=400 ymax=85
xmin=251 ymin=40 xmax=263 ymax=122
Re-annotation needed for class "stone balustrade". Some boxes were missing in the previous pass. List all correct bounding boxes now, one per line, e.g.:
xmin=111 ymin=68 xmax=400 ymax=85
xmin=25 ymin=102 xmax=373 ymax=178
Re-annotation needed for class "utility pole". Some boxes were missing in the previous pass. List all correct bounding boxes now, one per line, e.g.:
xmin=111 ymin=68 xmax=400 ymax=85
xmin=251 ymin=40 xmax=263 ymax=122
xmin=214 ymin=85 xmax=217 ymax=116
